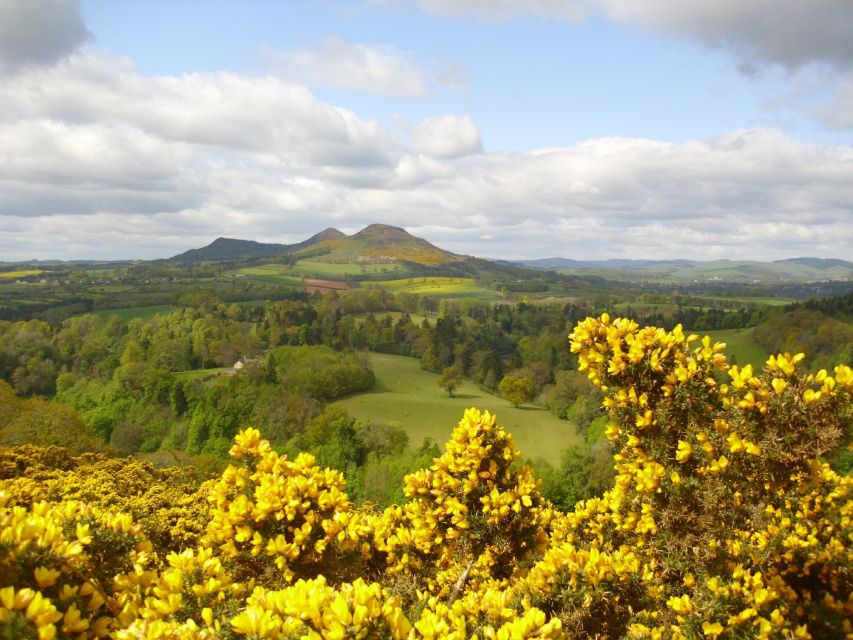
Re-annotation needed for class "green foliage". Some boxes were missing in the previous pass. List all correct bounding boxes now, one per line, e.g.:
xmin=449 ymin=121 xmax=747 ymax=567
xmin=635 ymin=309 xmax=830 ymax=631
xmin=545 ymin=369 xmax=597 ymax=418
xmin=437 ymin=364 xmax=463 ymax=396
xmin=0 ymin=310 xmax=851 ymax=639
xmin=269 ymin=345 xmax=375 ymax=400
xmin=0 ymin=381 xmax=107 ymax=454
xmin=538 ymin=440 xmax=614 ymax=511
xmin=499 ymin=373 xmax=534 ymax=407
xmin=295 ymin=406 xmax=365 ymax=472
xmin=754 ymin=307 xmax=853 ymax=370
xmin=354 ymin=444 xmax=440 ymax=507
xmin=565 ymin=394 xmax=604 ymax=440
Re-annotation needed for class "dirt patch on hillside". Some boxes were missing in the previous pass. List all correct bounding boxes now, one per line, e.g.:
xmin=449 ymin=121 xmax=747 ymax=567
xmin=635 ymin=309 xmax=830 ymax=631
xmin=303 ymin=278 xmax=350 ymax=294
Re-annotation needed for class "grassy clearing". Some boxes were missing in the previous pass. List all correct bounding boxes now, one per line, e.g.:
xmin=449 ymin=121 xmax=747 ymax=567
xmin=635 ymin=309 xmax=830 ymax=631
xmin=293 ymin=260 xmax=409 ymax=278
xmin=693 ymin=295 xmax=794 ymax=307
xmin=0 ymin=270 xmax=45 ymax=280
xmin=335 ymin=352 xmax=577 ymax=466
xmin=703 ymin=328 xmax=769 ymax=367
xmin=717 ymin=296 xmax=793 ymax=306
xmin=92 ymin=305 xmax=175 ymax=322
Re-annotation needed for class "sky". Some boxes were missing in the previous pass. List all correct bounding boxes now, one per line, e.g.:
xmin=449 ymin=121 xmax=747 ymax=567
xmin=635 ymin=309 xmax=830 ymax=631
xmin=1 ymin=0 xmax=852 ymax=262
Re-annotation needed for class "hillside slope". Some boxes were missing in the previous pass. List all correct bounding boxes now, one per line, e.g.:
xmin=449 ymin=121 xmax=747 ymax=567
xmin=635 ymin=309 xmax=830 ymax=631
xmin=166 ymin=224 xmax=460 ymax=267
xmin=514 ymin=257 xmax=853 ymax=283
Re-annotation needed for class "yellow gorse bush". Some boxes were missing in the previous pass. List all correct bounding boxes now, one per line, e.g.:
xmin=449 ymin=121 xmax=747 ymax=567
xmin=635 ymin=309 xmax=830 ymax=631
xmin=562 ymin=313 xmax=852 ymax=638
xmin=0 ymin=445 xmax=209 ymax=554
xmin=0 ymin=492 xmax=154 ymax=639
xmin=203 ymin=427 xmax=370 ymax=587
xmin=0 ymin=314 xmax=850 ymax=639
xmin=374 ymin=408 xmax=554 ymax=600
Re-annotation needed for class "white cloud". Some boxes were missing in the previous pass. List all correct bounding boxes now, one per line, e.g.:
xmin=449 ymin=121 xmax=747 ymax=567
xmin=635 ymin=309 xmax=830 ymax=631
xmin=0 ymin=53 xmax=404 ymax=167
xmin=816 ymin=75 xmax=853 ymax=129
xmin=595 ymin=1 xmax=853 ymax=135
xmin=383 ymin=0 xmax=585 ymax=21
xmin=0 ymin=48 xmax=851 ymax=261
xmin=269 ymin=36 xmax=429 ymax=97
xmin=379 ymin=0 xmax=853 ymax=135
xmin=317 ymin=129 xmax=853 ymax=260
xmin=0 ymin=119 xmax=201 ymax=217
xmin=597 ymin=0 xmax=853 ymax=71
xmin=396 ymin=0 xmax=853 ymax=71
xmin=0 ymin=0 xmax=91 ymax=72
xmin=392 ymin=155 xmax=455 ymax=187
xmin=413 ymin=115 xmax=482 ymax=158
xmin=431 ymin=60 xmax=470 ymax=91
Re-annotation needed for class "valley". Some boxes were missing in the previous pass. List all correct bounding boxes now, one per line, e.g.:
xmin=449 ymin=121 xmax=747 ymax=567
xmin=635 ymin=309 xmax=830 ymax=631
xmin=2 ymin=223 xmax=850 ymax=501
xmin=335 ymin=352 xmax=578 ymax=467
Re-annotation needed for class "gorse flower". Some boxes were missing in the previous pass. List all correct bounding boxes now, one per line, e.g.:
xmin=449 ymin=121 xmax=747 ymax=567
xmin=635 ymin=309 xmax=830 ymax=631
xmin=1 ymin=314 xmax=850 ymax=639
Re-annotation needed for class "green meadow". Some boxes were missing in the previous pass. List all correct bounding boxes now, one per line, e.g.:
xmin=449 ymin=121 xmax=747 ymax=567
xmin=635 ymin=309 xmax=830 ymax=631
xmin=363 ymin=277 xmax=504 ymax=301
xmin=702 ymin=327 xmax=769 ymax=367
xmin=92 ymin=305 xmax=175 ymax=322
xmin=292 ymin=259 xmax=409 ymax=278
xmin=222 ymin=265 xmax=304 ymax=287
xmin=335 ymin=352 xmax=578 ymax=466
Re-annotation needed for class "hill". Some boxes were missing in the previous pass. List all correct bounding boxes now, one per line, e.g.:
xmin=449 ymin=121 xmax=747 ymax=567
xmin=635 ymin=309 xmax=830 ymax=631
xmin=291 ymin=223 xmax=459 ymax=267
xmin=164 ymin=224 xmax=458 ymax=267
xmin=513 ymin=257 xmax=853 ymax=283
xmin=165 ymin=237 xmax=291 ymax=264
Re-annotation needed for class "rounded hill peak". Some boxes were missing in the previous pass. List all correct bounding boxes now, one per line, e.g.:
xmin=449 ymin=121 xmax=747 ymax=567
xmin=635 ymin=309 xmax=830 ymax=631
xmin=353 ymin=224 xmax=413 ymax=241
xmin=308 ymin=227 xmax=346 ymax=242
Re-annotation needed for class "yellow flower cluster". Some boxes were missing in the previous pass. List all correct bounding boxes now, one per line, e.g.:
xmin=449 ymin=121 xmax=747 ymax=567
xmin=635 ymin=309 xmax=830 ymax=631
xmin=409 ymin=589 xmax=562 ymax=639
xmin=374 ymin=408 xmax=553 ymax=599
xmin=203 ymin=427 xmax=369 ymax=586
xmin=0 ymin=445 xmax=208 ymax=554
xmin=231 ymin=576 xmax=410 ymax=639
xmin=112 ymin=546 xmax=242 ymax=639
xmin=1 ymin=314 xmax=850 ymax=639
xmin=0 ymin=492 xmax=153 ymax=639
xmin=564 ymin=314 xmax=853 ymax=639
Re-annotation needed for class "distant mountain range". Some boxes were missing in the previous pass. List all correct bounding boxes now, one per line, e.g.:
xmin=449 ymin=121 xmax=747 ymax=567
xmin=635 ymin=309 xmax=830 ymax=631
xmin=510 ymin=257 xmax=853 ymax=283
xmin=115 ymin=224 xmax=852 ymax=285
xmin=165 ymin=224 xmax=457 ymax=266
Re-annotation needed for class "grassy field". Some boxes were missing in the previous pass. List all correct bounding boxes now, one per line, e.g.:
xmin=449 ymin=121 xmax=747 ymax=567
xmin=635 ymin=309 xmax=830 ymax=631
xmin=222 ymin=265 xmax=304 ymax=288
xmin=292 ymin=259 xmax=410 ymax=278
xmin=696 ymin=295 xmax=794 ymax=307
xmin=92 ymin=305 xmax=175 ymax=322
xmin=0 ymin=270 xmax=45 ymax=280
xmin=363 ymin=277 xmax=505 ymax=301
xmin=335 ymin=353 xmax=578 ymax=466
xmin=88 ymin=284 xmax=137 ymax=293
xmin=702 ymin=328 xmax=769 ymax=367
